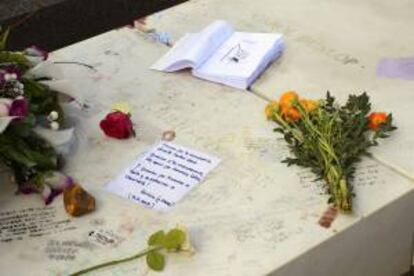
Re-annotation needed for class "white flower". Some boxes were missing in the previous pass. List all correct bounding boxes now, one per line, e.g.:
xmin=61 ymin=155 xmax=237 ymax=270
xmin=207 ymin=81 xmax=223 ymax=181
xmin=0 ymin=98 xmax=12 ymax=117
xmin=50 ymin=121 xmax=60 ymax=130
xmin=48 ymin=111 xmax=59 ymax=121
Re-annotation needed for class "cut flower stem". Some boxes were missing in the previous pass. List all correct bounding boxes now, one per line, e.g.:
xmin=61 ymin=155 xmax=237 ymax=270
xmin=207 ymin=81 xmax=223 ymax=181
xmin=70 ymin=245 xmax=163 ymax=276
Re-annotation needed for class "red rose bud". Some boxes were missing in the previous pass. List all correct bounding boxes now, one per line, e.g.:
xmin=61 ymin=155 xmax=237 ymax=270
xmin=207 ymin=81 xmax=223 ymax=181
xmin=100 ymin=111 xmax=135 ymax=139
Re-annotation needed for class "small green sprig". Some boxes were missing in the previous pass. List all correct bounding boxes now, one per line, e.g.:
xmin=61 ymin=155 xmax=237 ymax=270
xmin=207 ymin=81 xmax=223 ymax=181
xmin=70 ymin=226 xmax=193 ymax=276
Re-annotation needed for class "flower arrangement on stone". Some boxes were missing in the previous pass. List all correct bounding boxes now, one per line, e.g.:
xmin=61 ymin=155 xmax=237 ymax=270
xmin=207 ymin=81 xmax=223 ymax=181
xmin=265 ymin=91 xmax=396 ymax=212
xmin=0 ymin=28 xmax=93 ymax=212
xmin=70 ymin=226 xmax=194 ymax=275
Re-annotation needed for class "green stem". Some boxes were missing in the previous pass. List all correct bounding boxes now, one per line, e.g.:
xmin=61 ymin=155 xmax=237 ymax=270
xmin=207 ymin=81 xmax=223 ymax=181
xmin=69 ymin=245 xmax=163 ymax=276
xmin=296 ymin=103 xmax=351 ymax=210
xmin=326 ymin=164 xmax=351 ymax=212
xmin=273 ymin=112 xmax=304 ymax=142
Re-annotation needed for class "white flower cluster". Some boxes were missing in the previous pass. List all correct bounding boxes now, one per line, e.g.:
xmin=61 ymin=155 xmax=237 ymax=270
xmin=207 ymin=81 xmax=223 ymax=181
xmin=2 ymin=73 xmax=25 ymax=96
xmin=47 ymin=111 xmax=60 ymax=130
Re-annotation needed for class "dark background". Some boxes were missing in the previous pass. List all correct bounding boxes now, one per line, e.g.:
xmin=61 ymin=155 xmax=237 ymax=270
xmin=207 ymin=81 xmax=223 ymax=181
xmin=0 ymin=0 xmax=186 ymax=51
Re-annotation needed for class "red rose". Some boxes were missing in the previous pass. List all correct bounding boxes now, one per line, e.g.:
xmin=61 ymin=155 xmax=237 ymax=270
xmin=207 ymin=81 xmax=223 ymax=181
xmin=99 ymin=111 xmax=134 ymax=139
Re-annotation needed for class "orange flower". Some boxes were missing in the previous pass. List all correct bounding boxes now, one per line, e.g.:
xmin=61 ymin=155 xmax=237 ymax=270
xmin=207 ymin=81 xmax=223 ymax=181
xmin=299 ymin=99 xmax=319 ymax=112
xmin=279 ymin=91 xmax=299 ymax=109
xmin=265 ymin=101 xmax=279 ymax=120
xmin=281 ymin=106 xmax=301 ymax=122
xmin=368 ymin=112 xmax=388 ymax=130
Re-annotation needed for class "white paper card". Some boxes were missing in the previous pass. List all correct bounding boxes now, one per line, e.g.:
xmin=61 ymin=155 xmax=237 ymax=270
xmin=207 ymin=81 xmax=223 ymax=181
xmin=106 ymin=142 xmax=220 ymax=211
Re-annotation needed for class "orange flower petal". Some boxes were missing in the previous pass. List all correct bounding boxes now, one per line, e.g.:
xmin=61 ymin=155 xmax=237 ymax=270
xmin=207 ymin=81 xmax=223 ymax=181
xmin=279 ymin=91 xmax=299 ymax=108
xmin=368 ymin=112 xmax=388 ymax=130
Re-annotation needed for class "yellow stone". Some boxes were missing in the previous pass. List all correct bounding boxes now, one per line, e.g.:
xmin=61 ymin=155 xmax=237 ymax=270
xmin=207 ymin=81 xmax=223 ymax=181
xmin=64 ymin=184 xmax=95 ymax=217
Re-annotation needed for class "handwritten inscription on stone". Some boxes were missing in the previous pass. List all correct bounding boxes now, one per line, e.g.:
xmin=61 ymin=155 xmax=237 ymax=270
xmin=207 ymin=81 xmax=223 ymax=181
xmin=0 ymin=207 xmax=75 ymax=243
xmin=45 ymin=239 xmax=92 ymax=261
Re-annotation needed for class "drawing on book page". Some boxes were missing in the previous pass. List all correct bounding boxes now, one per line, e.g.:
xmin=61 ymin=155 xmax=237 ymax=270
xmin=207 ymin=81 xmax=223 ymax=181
xmin=221 ymin=43 xmax=250 ymax=64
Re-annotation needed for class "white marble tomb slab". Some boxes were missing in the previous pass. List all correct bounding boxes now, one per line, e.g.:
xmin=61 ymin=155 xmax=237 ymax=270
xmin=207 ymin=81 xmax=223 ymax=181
xmin=0 ymin=28 xmax=413 ymax=276
xmin=143 ymin=0 xmax=414 ymax=178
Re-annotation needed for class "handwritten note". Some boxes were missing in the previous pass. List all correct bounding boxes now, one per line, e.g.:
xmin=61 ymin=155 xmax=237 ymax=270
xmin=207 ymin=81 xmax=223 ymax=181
xmin=106 ymin=142 xmax=220 ymax=211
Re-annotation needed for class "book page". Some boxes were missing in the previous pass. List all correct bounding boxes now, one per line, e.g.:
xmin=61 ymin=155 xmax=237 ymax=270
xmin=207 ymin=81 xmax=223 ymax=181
xmin=151 ymin=20 xmax=233 ymax=72
xmin=193 ymin=32 xmax=283 ymax=79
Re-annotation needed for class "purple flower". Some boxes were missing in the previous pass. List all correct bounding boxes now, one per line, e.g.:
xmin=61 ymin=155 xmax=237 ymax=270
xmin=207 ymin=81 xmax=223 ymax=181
xmin=19 ymin=171 xmax=74 ymax=205
xmin=9 ymin=97 xmax=28 ymax=118
xmin=41 ymin=185 xmax=56 ymax=205
xmin=41 ymin=172 xmax=74 ymax=205
xmin=0 ymin=65 xmax=22 ymax=83
xmin=24 ymin=45 xmax=48 ymax=65
xmin=5 ymin=65 xmax=22 ymax=79
xmin=45 ymin=172 xmax=74 ymax=190
xmin=19 ymin=185 xmax=40 ymax=194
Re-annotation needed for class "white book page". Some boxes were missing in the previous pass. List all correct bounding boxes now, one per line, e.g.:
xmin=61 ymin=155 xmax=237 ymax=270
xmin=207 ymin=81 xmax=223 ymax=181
xmin=151 ymin=20 xmax=234 ymax=72
xmin=193 ymin=32 xmax=283 ymax=79
xmin=151 ymin=33 xmax=199 ymax=72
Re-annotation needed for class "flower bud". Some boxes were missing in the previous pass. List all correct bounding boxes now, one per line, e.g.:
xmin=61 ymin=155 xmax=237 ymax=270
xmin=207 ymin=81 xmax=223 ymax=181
xmin=368 ymin=112 xmax=388 ymax=130
xmin=264 ymin=101 xmax=279 ymax=120
xmin=9 ymin=97 xmax=28 ymax=118
xmin=50 ymin=121 xmax=60 ymax=130
xmin=48 ymin=111 xmax=59 ymax=121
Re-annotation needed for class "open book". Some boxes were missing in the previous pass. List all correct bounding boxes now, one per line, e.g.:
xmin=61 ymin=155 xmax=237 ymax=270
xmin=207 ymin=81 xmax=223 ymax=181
xmin=151 ymin=20 xmax=284 ymax=89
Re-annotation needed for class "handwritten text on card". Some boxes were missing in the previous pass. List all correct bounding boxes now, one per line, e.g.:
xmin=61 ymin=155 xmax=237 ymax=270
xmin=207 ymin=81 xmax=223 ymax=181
xmin=106 ymin=142 xmax=220 ymax=211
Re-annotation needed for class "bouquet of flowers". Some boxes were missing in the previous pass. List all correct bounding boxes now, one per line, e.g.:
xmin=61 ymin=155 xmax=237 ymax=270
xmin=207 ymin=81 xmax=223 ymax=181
xmin=0 ymin=28 xmax=74 ymax=204
xmin=265 ymin=91 xmax=396 ymax=212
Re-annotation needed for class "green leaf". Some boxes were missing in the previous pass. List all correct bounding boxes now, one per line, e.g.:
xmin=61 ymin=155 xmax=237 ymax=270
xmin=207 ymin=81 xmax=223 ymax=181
xmin=146 ymin=251 xmax=165 ymax=271
xmin=0 ymin=51 xmax=31 ymax=69
xmin=163 ymin=228 xmax=186 ymax=250
xmin=0 ymin=28 xmax=10 ymax=50
xmin=148 ymin=230 xmax=166 ymax=246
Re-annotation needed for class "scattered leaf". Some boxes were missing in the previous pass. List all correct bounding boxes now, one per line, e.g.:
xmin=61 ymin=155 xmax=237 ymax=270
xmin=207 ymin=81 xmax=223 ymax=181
xmin=164 ymin=228 xmax=186 ymax=250
xmin=146 ymin=251 xmax=165 ymax=271
xmin=148 ymin=230 xmax=166 ymax=247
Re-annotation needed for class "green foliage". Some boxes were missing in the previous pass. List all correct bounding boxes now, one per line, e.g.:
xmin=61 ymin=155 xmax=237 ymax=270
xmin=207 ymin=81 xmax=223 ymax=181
xmin=144 ymin=227 xmax=187 ymax=271
xmin=0 ymin=51 xmax=31 ymax=70
xmin=0 ymin=31 xmax=65 ymax=191
xmin=148 ymin=230 xmax=166 ymax=246
xmin=270 ymin=92 xmax=396 ymax=211
xmin=0 ymin=28 xmax=9 ymax=51
xmin=164 ymin=229 xmax=186 ymax=250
